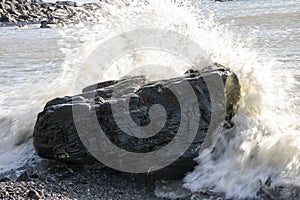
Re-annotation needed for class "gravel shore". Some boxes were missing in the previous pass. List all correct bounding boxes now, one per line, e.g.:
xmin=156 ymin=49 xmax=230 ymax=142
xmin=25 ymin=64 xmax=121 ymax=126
xmin=0 ymin=157 xmax=163 ymax=200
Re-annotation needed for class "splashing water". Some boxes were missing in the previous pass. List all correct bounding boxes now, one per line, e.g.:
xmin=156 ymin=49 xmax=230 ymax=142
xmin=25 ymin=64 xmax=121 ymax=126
xmin=0 ymin=0 xmax=299 ymax=198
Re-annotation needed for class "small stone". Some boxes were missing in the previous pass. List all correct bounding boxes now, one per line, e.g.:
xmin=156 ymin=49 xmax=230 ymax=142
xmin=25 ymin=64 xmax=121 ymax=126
xmin=16 ymin=172 xmax=30 ymax=182
xmin=29 ymin=172 xmax=39 ymax=179
xmin=68 ymin=182 xmax=74 ymax=186
xmin=27 ymin=190 xmax=41 ymax=200
xmin=0 ymin=177 xmax=11 ymax=182
xmin=154 ymin=180 xmax=192 ymax=199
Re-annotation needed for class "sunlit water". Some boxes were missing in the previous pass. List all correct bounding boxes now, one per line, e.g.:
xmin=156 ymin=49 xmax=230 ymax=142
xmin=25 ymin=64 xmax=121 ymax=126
xmin=0 ymin=0 xmax=299 ymax=198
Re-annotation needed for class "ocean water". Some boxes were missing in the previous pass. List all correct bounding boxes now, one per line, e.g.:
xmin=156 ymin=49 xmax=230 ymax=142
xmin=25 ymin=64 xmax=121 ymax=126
xmin=0 ymin=0 xmax=299 ymax=198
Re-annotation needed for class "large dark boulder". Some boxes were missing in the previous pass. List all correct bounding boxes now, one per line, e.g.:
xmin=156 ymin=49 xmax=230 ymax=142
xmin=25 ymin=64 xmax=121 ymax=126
xmin=33 ymin=65 xmax=240 ymax=179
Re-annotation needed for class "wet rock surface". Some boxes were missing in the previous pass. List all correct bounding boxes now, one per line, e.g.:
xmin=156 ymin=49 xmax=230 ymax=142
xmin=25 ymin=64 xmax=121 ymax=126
xmin=0 ymin=0 xmax=102 ymax=27
xmin=33 ymin=66 xmax=241 ymax=179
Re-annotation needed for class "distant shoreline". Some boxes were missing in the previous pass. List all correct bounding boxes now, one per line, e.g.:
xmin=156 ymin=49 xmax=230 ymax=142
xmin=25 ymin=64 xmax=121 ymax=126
xmin=0 ymin=0 xmax=102 ymax=28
